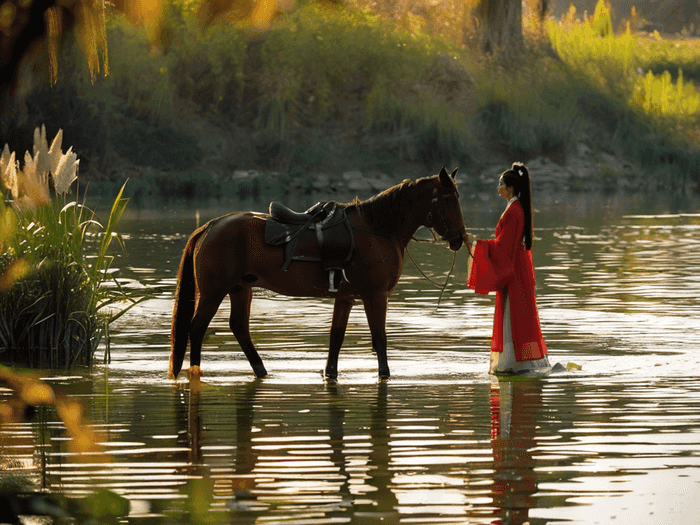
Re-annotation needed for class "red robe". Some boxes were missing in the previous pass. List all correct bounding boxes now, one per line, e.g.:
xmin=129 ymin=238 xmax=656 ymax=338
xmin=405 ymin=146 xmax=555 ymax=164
xmin=467 ymin=199 xmax=547 ymax=361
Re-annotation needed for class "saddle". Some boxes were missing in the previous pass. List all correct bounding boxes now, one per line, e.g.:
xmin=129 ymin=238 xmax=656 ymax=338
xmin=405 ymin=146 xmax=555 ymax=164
xmin=264 ymin=201 xmax=355 ymax=292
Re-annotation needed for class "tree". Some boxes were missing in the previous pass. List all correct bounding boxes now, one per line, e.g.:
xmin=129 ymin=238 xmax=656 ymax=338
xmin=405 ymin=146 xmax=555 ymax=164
xmin=0 ymin=0 xmax=273 ymax=120
xmin=473 ymin=0 xmax=523 ymax=53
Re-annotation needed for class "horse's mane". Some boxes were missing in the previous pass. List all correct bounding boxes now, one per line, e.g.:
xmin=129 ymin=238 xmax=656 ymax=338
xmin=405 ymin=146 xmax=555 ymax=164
xmin=343 ymin=176 xmax=430 ymax=234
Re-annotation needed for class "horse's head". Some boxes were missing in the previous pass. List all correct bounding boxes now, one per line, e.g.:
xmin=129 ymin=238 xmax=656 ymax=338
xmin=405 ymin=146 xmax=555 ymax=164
xmin=426 ymin=167 xmax=466 ymax=252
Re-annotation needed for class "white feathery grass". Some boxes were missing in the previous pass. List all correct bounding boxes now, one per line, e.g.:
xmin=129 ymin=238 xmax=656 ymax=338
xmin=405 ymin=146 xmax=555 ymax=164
xmin=47 ymin=128 xmax=64 ymax=177
xmin=0 ymin=144 xmax=11 ymax=174
xmin=19 ymin=150 xmax=50 ymax=208
xmin=2 ymin=154 xmax=18 ymax=201
xmin=1 ymin=146 xmax=19 ymax=200
xmin=53 ymin=147 xmax=79 ymax=195
xmin=32 ymin=125 xmax=51 ymax=178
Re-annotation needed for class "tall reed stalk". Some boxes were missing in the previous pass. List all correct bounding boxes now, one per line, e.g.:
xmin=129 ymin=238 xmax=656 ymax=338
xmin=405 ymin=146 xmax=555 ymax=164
xmin=0 ymin=126 xmax=142 ymax=368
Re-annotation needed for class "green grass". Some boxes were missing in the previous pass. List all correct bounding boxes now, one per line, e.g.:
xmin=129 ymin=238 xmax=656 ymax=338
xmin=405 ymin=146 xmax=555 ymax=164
xmin=542 ymin=1 xmax=700 ymax=183
xmin=14 ymin=0 xmax=700 ymax=188
xmin=0 ymin=128 xmax=145 ymax=368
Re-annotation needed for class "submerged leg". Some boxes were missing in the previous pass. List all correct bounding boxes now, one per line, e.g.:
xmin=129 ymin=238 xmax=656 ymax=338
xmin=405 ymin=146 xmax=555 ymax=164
xmin=230 ymin=289 xmax=267 ymax=378
xmin=362 ymin=293 xmax=390 ymax=379
xmin=188 ymin=291 xmax=227 ymax=375
xmin=325 ymin=298 xmax=354 ymax=380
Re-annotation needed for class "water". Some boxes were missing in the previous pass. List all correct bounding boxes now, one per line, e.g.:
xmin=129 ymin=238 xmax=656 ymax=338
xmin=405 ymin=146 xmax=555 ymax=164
xmin=2 ymin=190 xmax=700 ymax=524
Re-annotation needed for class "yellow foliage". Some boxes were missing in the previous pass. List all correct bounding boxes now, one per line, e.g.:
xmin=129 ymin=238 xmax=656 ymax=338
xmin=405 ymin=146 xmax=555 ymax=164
xmin=0 ymin=258 xmax=29 ymax=291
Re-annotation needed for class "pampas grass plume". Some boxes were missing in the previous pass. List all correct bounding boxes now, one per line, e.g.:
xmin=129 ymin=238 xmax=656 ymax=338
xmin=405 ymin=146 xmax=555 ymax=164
xmin=53 ymin=147 xmax=79 ymax=195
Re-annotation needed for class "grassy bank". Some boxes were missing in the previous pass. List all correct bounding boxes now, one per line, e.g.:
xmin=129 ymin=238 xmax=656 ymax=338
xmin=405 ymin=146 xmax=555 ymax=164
xmin=3 ymin=0 xmax=700 ymax=197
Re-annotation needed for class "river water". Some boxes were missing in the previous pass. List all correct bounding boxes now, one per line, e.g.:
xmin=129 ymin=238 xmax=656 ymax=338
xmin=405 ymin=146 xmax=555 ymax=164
xmin=2 ymin=189 xmax=700 ymax=524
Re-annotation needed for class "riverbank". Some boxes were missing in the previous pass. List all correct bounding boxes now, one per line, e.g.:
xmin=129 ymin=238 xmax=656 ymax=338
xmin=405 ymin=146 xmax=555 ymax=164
xmin=6 ymin=0 xmax=700 ymax=210
xmin=87 ymin=139 xmax=697 ymax=214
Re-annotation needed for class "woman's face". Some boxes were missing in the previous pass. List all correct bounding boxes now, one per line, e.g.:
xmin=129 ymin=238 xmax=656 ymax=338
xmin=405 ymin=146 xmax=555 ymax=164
xmin=497 ymin=177 xmax=514 ymax=200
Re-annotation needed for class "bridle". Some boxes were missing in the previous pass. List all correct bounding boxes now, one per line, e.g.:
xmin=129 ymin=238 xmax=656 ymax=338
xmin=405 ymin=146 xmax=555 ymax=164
xmin=425 ymin=190 xmax=464 ymax=246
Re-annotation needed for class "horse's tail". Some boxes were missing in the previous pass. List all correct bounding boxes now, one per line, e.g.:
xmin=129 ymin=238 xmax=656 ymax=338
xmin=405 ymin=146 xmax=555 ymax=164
xmin=169 ymin=226 xmax=206 ymax=379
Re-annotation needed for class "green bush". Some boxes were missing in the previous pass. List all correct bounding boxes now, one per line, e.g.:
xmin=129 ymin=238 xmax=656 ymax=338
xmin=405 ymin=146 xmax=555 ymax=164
xmin=256 ymin=2 xmax=476 ymax=163
xmin=0 ymin=127 xmax=143 ymax=368
xmin=110 ymin=119 xmax=203 ymax=170
xmin=10 ymin=0 xmax=700 ymax=189
xmin=545 ymin=0 xmax=700 ymax=182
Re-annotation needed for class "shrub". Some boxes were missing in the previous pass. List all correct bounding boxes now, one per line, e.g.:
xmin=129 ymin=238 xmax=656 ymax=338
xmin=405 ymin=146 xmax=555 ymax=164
xmin=0 ymin=126 xmax=143 ymax=368
xmin=545 ymin=0 xmax=700 ymax=183
xmin=256 ymin=2 xmax=476 ymax=163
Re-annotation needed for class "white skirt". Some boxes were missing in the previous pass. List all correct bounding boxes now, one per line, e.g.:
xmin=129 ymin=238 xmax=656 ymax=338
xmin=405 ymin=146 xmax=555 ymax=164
xmin=490 ymin=289 xmax=551 ymax=375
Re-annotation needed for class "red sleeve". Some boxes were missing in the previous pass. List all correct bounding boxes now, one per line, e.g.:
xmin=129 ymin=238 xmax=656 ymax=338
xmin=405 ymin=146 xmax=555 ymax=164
xmin=467 ymin=204 xmax=523 ymax=294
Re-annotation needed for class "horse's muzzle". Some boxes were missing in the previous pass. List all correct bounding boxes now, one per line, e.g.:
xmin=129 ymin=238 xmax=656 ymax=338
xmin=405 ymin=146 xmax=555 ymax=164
xmin=449 ymin=237 xmax=463 ymax=251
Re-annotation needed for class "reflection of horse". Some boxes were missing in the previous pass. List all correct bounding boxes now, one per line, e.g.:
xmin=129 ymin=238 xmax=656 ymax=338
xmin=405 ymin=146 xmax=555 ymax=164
xmin=169 ymin=167 xmax=466 ymax=380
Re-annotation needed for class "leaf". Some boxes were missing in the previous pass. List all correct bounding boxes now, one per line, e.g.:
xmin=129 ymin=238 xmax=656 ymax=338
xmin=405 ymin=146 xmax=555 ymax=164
xmin=566 ymin=362 xmax=582 ymax=371
xmin=83 ymin=489 xmax=130 ymax=519
xmin=0 ymin=258 xmax=31 ymax=291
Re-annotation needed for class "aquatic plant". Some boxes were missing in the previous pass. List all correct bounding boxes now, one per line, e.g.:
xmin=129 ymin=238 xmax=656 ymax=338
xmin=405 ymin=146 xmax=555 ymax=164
xmin=0 ymin=126 xmax=142 ymax=368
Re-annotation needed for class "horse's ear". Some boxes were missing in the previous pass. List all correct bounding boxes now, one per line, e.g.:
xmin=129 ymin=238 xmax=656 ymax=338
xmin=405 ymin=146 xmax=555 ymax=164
xmin=439 ymin=166 xmax=457 ymax=187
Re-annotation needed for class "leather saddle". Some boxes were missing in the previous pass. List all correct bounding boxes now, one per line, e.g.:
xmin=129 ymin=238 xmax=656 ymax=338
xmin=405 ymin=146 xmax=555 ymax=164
xmin=264 ymin=201 xmax=355 ymax=292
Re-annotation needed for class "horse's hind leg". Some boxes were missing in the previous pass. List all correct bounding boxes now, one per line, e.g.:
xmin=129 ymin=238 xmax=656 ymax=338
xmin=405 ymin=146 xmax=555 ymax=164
xmin=188 ymin=290 xmax=227 ymax=376
xmin=325 ymin=298 xmax=354 ymax=380
xmin=229 ymin=288 xmax=267 ymax=378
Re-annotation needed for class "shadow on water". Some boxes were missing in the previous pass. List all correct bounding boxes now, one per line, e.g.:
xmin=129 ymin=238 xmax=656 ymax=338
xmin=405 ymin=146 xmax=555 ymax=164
xmin=2 ymin=190 xmax=700 ymax=523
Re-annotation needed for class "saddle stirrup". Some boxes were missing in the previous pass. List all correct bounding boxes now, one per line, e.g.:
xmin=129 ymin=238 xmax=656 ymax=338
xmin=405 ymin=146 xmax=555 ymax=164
xmin=329 ymin=269 xmax=338 ymax=292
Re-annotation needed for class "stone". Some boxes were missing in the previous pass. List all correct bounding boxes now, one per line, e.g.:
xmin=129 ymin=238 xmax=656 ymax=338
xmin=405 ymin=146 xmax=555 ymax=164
xmin=342 ymin=170 xmax=364 ymax=181
xmin=367 ymin=178 xmax=391 ymax=191
xmin=312 ymin=174 xmax=330 ymax=190
xmin=348 ymin=179 xmax=372 ymax=191
xmin=232 ymin=170 xmax=260 ymax=180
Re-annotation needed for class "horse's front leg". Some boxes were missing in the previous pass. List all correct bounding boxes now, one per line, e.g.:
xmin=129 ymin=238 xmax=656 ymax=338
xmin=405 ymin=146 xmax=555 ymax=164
xmin=230 ymin=288 xmax=267 ymax=378
xmin=325 ymin=297 xmax=354 ymax=380
xmin=362 ymin=293 xmax=390 ymax=379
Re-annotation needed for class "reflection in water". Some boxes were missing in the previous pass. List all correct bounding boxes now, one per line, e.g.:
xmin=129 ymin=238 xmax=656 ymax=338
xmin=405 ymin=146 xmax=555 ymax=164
xmin=2 ymin=196 xmax=700 ymax=523
xmin=353 ymin=382 xmax=399 ymax=524
xmin=490 ymin=379 xmax=541 ymax=525
xmin=2 ymin=370 xmax=700 ymax=523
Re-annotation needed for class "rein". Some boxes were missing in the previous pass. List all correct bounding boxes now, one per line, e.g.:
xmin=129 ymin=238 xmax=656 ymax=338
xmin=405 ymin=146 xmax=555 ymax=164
xmin=406 ymin=236 xmax=473 ymax=311
xmin=350 ymin=185 xmax=471 ymax=309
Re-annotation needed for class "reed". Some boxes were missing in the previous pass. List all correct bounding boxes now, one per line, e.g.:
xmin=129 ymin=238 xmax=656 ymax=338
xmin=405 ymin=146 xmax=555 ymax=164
xmin=0 ymin=126 xmax=142 ymax=368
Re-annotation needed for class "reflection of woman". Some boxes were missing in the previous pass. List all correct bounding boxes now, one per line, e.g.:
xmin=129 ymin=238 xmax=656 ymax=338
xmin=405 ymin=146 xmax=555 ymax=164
xmin=465 ymin=162 xmax=550 ymax=375
xmin=490 ymin=378 xmax=541 ymax=523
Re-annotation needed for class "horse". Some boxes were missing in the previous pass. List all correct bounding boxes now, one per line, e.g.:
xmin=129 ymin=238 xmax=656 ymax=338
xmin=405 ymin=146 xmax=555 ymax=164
xmin=168 ymin=166 xmax=467 ymax=381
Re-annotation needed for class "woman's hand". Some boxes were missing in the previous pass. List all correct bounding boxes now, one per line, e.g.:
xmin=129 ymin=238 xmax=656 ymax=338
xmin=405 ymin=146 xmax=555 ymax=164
xmin=463 ymin=232 xmax=476 ymax=245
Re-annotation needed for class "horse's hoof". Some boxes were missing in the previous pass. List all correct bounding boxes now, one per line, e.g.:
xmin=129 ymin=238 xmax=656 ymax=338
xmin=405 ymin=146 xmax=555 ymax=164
xmin=253 ymin=366 xmax=267 ymax=379
xmin=187 ymin=366 xmax=203 ymax=379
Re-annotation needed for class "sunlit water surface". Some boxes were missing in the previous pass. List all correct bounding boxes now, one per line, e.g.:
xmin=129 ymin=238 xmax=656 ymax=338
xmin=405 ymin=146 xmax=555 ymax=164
xmin=2 ymin=191 xmax=700 ymax=524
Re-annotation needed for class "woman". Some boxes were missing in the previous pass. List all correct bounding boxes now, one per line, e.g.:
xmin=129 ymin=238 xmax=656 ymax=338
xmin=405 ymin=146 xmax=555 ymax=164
xmin=465 ymin=162 xmax=550 ymax=375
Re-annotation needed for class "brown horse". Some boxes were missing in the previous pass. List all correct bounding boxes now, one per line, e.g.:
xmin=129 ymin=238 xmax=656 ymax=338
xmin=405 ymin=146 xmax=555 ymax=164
xmin=169 ymin=166 xmax=466 ymax=380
